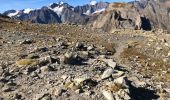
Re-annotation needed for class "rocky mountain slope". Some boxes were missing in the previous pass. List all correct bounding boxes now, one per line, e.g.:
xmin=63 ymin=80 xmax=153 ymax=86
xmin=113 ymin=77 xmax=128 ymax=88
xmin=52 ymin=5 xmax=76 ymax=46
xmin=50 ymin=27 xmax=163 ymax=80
xmin=140 ymin=0 xmax=170 ymax=32
xmin=0 ymin=13 xmax=170 ymax=100
xmin=92 ymin=2 xmax=151 ymax=33
xmin=131 ymin=0 xmax=170 ymax=32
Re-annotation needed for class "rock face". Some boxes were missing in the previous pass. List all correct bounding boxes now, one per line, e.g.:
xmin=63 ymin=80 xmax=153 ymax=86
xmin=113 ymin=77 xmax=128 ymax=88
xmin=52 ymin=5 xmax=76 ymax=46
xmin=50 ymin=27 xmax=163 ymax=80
xmin=92 ymin=2 xmax=151 ymax=32
xmin=24 ymin=7 xmax=62 ymax=24
xmin=141 ymin=0 xmax=170 ymax=32
xmin=131 ymin=0 xmax=170 ymax=32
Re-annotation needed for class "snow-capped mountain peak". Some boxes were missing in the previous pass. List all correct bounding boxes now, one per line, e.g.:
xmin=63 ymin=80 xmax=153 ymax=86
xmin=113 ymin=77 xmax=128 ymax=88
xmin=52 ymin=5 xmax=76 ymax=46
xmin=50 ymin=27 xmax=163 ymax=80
xmin=90 ymin=0 xmax=97 ymax=5
xmin=23 ymin=8 xmax=33 ymax=14
xmin=57 ymin=1 xmax=64 ymax=5
xmin=49 ymin=6 xmax=64 ymax=15
xmin=8 ymin=10 xmax=19 ymax=17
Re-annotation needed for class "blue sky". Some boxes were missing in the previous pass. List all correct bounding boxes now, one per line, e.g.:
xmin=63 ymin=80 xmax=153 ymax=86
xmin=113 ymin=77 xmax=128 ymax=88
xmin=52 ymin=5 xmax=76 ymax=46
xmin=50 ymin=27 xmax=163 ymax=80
xmin=0 ymin=0 xmax=131 ymax=13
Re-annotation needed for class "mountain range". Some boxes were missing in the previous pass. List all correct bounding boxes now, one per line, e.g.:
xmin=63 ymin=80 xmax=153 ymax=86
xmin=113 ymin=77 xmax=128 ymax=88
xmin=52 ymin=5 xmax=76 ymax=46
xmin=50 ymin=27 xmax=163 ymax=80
xmin=3 ymin=1 xmax=108 ymax=24
xmin=2 ymin=0 xmax=170 ymax=32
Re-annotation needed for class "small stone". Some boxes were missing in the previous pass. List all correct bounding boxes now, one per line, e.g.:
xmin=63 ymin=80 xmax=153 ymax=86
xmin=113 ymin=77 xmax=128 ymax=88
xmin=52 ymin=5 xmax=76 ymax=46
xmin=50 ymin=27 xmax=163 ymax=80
xmin=61 ymin=52 xmax=77 ymax=64
xmin=114 ymin=76 xmax=128 ymax=88
xmin=75 ymin=89 xmax=82 ymax=94
xmin=87 ymin=45 xmax=94 ymax=51
xmin=0 ymin=66 xmax=3 ymax=75
xmin=101 ymin=68 xmax=114 ymax=80
xmin=40 ymin=66 xmax=49 ymax=72
xmin=7 ymin=80 xmax=16 ymax=86
xmin=112 ymin=71 xmax=124 ymax=79
xmin=168 ymin=52 xmax=170 ymax=57
xmin=132 ymin=80 xmax=147 ymax=88
xmin=103 ymin=59 xmax=117 ymax=69
xmin=61 ymin=75 xmax=68 ymax=80
xmin=30 ymin=47 xmax=48 ymax=53
xmin=39 ymin=56 xmax=58 ymax=66
xmin=74 ymin=78 xmax=86 ymax=85
xmin=102 ymin=90 xmax=114 ymax=100
xmin=27 ymin=54 xmax=39 ymax=59
xmin=156 ymin=47 xmax=163 ymax=51
xmin=14 ymin=93 xmax=22 ymax=100
xmin=84 ymin=91 xmax=93 ymax=96
xmin=165 ymin=43 xmax=169 ymax=47
xmin=56 ymin=88 xmax=66 ymax=96
xmin=127 ymin=40 xmax=139 ymax=48
xmin=79 ymin=51 xmax=89 ymax=59
xmin=75 ymin=42 xmax=84 ymax=50
xmin=2 ymin=85 xmax=15 ymax=92
xmin=128 ymin=76 xmax=147 ymax=88
xmin=17 ymin=21 xmax=22 ymax=24
xmin=39 ymin=56 xmax=50 ymax=66
xmin=37 ymin=93 xmax=52 ymax=100
xmin=20 ymin=39 xmax=34 ymax=45
xmin=83 ymin=79 xmax=98 ymax=87
xmin=114 ymin=94 xmax=122 ymax=100
xmin=117 ymin=89 xmax=131 ymax=100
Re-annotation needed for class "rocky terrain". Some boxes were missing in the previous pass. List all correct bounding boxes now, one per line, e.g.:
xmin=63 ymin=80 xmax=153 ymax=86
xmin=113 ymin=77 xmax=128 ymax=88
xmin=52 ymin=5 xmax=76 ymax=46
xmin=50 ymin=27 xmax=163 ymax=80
xmin=0 ymin=11 xmax=170 ymax=100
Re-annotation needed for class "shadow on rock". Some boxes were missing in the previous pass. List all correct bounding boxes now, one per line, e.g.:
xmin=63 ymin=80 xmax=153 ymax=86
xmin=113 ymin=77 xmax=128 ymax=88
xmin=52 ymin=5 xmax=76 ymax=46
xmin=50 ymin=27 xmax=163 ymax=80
xmin=128 ymin=82 xmax=160 ymax=100
xmin=68 ymin=57 xmax=89 ymax=66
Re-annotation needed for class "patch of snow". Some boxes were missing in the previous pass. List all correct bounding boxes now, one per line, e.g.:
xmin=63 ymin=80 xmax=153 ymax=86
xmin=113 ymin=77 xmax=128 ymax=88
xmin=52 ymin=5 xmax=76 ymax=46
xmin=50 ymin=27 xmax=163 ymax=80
xmin=36 ymin=8 xmax=41 ymax=10
xmin=56 ymin=1 xmax=64 ymax=5
xmin=59 ymin=1 xmax=64 ymax=5
xmin=92 ymin=8 xmax=106 ymax=14
xmin=71 ymin=8 xmax=74 ymax=11
xmin=17 ymin=15 xmax=21 ymax=17
xmin=49 ymin=6 xmax=64 ymax=15
xmin=83 ymin=10 xmax=91 ymax=15
xmin=23 ymin=8 xmax=33 ymax=14
xmin=8 ymin=10 xmax=19 ymax=17
xmin=90 ymin=0 xmax=97 ymax=5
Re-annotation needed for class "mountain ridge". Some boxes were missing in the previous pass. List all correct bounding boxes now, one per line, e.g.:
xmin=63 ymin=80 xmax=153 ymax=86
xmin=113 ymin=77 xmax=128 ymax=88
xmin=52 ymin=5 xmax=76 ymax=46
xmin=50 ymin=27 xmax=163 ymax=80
xmin=3 ymin=1 xmax=108 ymax=24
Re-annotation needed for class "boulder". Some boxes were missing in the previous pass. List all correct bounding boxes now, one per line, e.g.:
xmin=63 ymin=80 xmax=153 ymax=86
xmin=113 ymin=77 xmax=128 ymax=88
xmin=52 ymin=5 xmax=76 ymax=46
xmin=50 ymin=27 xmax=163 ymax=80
xmin=101 ymin=68 xmax=114 ymax=80
xmin=102 ymin=90 xmax=115 ymax=100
